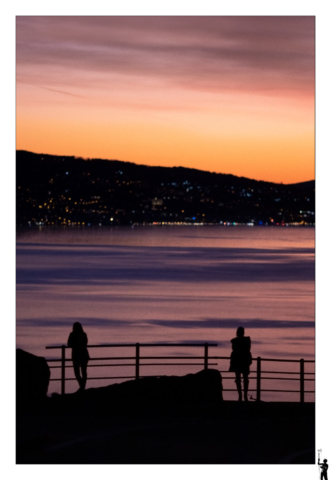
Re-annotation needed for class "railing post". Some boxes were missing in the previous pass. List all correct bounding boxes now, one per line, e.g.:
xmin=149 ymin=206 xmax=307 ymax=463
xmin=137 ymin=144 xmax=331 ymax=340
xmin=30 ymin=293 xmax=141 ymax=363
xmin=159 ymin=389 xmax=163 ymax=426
xmin=300 ymin=358 xmax=305 ymax=403
xmin=61 ymin=345 xmax=66 ymax=395
xmin=204 ymin=343 xmax=208 ymax=370
xmin=256 ymin=357 xmax=261 ymax=402
xmin=135 ymin=343 xmax=140 ymax=380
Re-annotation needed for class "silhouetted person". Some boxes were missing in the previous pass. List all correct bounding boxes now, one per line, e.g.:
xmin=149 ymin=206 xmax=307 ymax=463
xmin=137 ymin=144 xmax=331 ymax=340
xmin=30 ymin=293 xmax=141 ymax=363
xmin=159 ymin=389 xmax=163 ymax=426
xmin=68 ymin=322 xmax=89 ymax=391
xmin=229 ymin=326 xmax=252 ymax=401
xmin=319 ymin=459 xmax=328 ymax=480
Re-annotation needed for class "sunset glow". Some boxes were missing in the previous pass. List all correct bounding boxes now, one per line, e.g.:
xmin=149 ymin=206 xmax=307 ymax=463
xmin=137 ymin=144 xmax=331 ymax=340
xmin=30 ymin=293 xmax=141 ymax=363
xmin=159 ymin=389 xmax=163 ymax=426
xmin=16 ymin=16 xmax=315 ymax=184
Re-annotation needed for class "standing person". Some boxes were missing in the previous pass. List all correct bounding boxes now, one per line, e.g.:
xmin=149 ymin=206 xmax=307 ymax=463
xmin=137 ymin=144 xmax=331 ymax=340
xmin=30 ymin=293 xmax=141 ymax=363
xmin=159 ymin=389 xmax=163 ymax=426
xmin=68 ymin=322 xmax=90 ymax=391
xmin=319 ymin=459 xmax=329 ymax=480
xmin=229 ymin=326 xmax=252 ymax=401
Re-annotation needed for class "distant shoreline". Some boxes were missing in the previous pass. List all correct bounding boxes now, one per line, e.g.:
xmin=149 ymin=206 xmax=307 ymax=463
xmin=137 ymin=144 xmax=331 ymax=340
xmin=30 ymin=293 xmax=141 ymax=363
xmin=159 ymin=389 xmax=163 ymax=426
xmin=16 ymin=223 xmax=315 ymax=230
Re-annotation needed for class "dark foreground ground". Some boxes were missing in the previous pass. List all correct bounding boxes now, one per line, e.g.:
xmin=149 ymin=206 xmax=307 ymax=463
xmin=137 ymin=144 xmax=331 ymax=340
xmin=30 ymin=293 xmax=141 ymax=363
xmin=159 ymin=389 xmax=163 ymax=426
xmin=17 ymin=394 xmax=314 ymax=464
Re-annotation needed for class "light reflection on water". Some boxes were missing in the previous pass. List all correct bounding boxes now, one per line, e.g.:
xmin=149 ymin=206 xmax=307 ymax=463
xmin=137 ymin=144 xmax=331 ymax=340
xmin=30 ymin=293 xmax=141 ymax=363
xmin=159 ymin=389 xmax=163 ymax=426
xmin=16 ymin=226 xmax=315 ymax=400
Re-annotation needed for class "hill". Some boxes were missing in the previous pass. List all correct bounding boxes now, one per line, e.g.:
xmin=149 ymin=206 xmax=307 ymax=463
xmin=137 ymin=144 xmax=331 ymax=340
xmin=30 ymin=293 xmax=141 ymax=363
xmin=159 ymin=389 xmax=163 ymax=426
xmin=16 ymin=150 xmax=315 ymax=226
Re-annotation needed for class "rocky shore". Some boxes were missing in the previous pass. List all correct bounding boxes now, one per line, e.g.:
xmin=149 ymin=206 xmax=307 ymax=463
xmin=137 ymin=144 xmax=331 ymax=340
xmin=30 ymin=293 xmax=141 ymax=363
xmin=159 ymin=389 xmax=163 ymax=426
xmin=17 ymin=365 xmax=314 ymax=464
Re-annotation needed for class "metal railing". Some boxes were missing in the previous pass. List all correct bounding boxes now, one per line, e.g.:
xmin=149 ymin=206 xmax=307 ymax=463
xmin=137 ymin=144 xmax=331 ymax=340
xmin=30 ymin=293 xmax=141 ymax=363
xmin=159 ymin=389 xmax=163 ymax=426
xmin=214 ymin=355 xmax=315 ymax=403
xmin=45 ymin=343 xmax=315 ymax=402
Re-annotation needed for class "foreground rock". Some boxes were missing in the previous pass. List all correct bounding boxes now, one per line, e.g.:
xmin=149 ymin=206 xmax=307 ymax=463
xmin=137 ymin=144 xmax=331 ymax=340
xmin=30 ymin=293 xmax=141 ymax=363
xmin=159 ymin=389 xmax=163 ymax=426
xmin=48 ymin=369 xmax=223 ymax=414
xmin=17 ymin=400 xmax=315 ymax=464
xmin=16 ymin=368 xmax=315 ymax=464
xmin=16 ymin=349 xmax=50 ymax=408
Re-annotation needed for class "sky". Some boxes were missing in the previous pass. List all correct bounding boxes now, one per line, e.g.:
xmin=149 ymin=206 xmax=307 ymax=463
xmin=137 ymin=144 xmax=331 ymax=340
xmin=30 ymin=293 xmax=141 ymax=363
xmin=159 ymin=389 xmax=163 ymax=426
xmin=16 ymin=16 xmax=315 ymax=184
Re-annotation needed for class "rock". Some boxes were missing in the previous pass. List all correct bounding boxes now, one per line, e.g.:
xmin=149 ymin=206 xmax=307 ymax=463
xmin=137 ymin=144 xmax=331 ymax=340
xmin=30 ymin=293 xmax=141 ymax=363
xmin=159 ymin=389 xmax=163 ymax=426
xmin=55 ymin=369 xmax=223 ymax=414
xmin=133 ymin=368 xmax=223 ymax=403
xmin=16 ymin=349 xmax=50 ymax=405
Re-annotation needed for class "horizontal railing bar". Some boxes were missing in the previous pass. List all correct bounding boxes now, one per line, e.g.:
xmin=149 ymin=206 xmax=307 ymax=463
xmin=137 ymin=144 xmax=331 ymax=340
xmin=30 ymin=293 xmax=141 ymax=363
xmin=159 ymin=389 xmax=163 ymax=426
xmin=256 ymin=358 xmax=315 ymax=363
xmin=218 ymin=370 xmax=314 ymax=376
xmin=48 ymin=376 xmax=315 ymax=382
xmin=221 ymin=376 xmax=257 ymax=380
xmin=47 ymin=356 xmax=212 ymax=362
xmin=48 ymin=364 xmax=130 ymax=369
xmin=222 ymin=370 xmax=314 ymax=375
xmin=49 ymin=376 xmax=136 ymax=381
xmin=208 ymin=356 xmax=315 ymax=363
xmin=47 ymin=356 xmax=136 ymax=362
xmin=47 ymin=362 xmax=317 ymax=376
xmin=127 ymin=356 xmax=208 ymax=360
xmin=257 ymin=371 xmax=315 ymax=375
xmin=48 ymin=356 xmax=317 ymax=363
xmin=46 ymin=343 xmax=218 ymax=349
xmin=47 ymin=366 xmax=315 ymax=378
xmin=47 ymin=357 xmax=134 ymax=362
xmin=49 ymin=362 xmax=218 ymax=369
xmin=259 ymin=389 xmax=315 ymax=393
xmin=258 ymin=377 xmax=312 ymax=381
xmin=46 ymin=345 xmax=314 ymax=364
xmin=47 ymin=354 xmax=315 ymax=365
xmin=218 ymin=375 xmax=314 ymax=381
xmin=47 ymin=366 xmax=314 ymax=379
xmin=47 ymin=369 xmax=316 ymax=378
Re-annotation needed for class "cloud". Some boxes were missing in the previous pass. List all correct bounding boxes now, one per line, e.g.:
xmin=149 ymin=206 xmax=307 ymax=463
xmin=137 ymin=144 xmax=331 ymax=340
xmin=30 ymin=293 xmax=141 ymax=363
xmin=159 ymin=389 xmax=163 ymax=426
xmin=145 ymin=318 xmax=315 ymax=329
xmin=16 ymin=16 xmax=314 ymax=97
xmin=16 ymin=316 xmax=134 ymax=328
xmin=17 ymin=81 xmax=86 ymax=98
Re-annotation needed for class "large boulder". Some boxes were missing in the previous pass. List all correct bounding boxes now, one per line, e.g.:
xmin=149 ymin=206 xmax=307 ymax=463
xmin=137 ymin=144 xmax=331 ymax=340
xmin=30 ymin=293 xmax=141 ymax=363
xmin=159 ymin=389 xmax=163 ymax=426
xmin=16 ymin=349 xmax=50 ymax=405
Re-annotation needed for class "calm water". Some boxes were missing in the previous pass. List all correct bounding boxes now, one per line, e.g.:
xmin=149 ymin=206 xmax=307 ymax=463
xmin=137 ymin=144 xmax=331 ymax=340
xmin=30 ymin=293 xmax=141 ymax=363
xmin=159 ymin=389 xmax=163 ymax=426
xmin=16 ymin=226 xmax=315 ymax=400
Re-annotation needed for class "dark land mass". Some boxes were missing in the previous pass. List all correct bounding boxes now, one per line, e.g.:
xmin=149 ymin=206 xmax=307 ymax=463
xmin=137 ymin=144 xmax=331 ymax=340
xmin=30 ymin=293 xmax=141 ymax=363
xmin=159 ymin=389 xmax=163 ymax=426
xmin=16 ymin=150 xmax=315 ymax=226
xmin=17 ymin=370 xmax=315 ymax=465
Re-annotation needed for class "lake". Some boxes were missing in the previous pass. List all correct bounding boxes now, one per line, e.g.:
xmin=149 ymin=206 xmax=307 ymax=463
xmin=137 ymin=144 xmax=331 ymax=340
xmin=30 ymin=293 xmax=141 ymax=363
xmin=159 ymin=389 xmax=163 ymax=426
xmin=16 ymin=225 xmax=315 ymax=400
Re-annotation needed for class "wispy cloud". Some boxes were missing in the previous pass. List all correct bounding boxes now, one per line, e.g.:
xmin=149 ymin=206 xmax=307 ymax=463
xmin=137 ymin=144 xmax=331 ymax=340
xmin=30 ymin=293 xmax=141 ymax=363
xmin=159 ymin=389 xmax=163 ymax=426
xmin=17 ymin=80 xmax=86 ymax=98
xmin=16 ymin=16 xmax=314 ymax=96
xmin=16 ymin=317 xmax=134 ymax=328
xmin=146 ymin=318 xmax=315 ymax=329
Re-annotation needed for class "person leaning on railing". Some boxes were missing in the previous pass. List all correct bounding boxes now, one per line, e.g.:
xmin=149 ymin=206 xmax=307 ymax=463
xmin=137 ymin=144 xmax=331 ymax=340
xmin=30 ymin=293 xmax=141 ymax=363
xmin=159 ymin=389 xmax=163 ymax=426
xmin=229 ymin=326 xmax=252 ymax=401
xmin=68 ymin=322 xmax=90 ymax=391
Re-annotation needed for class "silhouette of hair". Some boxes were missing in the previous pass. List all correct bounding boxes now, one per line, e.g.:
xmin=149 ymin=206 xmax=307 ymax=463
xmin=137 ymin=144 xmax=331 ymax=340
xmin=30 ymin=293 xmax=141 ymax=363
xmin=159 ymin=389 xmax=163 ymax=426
xmin=73 ymin=322 xmax=84 ymax=332
xmin=236 ymin=326 xmax=245 ymax=337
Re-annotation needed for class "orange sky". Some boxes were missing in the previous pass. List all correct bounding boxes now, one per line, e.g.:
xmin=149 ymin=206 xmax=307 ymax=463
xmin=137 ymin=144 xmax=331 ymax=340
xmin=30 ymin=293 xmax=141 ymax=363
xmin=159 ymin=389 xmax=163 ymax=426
xmin=16 ymin=16 xmax=315 ymax=184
